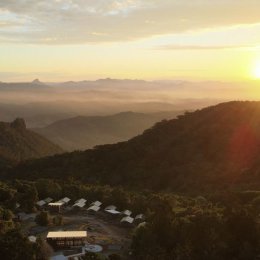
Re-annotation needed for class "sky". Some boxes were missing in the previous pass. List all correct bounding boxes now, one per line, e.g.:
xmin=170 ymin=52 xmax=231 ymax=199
xmin=0 ymin=0 xmax=260 ymax=82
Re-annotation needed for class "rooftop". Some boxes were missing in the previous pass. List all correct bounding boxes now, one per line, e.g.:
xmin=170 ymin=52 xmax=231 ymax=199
xmin=91 ymin=201 xmax=102 ymax=207
xmin=105 ymin=209 xmax=121 ymax=215
xmin=36 ymin=200 xmax=46 ymax=206
xmin=87 ymin=205 xmax=100 ymax=212
xmin=105 ymin=205 xmax=116 ymax=211
xmin=47 ymin=231 xmax=87 ymax=238
xmin=48 ymin=202 xmax=64 ymax=206
xmin=44 ymin=197 xmax=53 ymax=203
xmin=122 ymin=210 xmax=132 ymax=216
xmin=121 ymin=216 xmax=134 ymax=224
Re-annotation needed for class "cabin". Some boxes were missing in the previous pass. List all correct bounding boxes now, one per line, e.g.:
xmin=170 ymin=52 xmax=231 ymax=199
xmin=47 ymin=231 xmax=87 ymax=249
xmin=48 ymin=202 xmax=64 ymax=213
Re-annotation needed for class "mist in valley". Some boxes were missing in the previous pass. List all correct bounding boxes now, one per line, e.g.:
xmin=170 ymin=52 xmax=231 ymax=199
xmin=1 ymin=78 xmax=256 ymax=127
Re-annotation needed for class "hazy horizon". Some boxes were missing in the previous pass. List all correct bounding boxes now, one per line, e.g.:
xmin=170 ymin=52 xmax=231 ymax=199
xmin=1 ymin=1 xmax=260 ymax=82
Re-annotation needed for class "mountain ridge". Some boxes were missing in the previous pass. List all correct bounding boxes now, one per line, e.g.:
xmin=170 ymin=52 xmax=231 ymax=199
xmin=12 ymin=101 xmax=260 ymax=193
xmin=32 ymin=111 xmax=181 ymax=151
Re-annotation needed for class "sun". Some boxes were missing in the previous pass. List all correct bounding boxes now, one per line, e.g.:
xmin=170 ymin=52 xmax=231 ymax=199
xmin=253 ymin=62 xmax=260 ymax=79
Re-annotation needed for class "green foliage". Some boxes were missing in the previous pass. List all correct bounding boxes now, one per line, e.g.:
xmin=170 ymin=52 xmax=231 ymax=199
xmin=14 ymin=181 xmax=38 ymax=212
xmin=0 ymin=229 xmax=37 ymax=260
xmin=108 ymin=254 xmax=122 ymax=260
xmin=82 ymin=252 xmax=105 ymax=260
xmin=35 ymin=211 xmax=50 ymax=226
xmin=52 ymin=215 xmax=63 ymax=226
xmin=35 ymin=237 xmax=53 ymax=260
xmin=132 ymin=204 xmax=260 ymax=260
xmin=0 ymin=207 xmax=13 ymax=221
xmin=0 ymin=182 xmax=17 ymax=209
xmin=35 ymin=179 xmax=62 ymax=199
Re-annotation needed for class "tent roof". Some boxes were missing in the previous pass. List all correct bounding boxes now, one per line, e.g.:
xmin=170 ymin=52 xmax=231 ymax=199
xmin=105 ymin=209 xmax=121 ymax=214
xmin=105 ymin=205 xmax=116 ymax=210
xmin=121 ymin=216 xmax=134 ymax=224
xmin=91 ymin=201 xmax=102 ymax=207
xmin=87 ymin=205 xmax=100 ymax=212
xmin=122 ymin=210 xmax=132 ymax=216
xmin=36 ymin=200 xmax=46 ymax=206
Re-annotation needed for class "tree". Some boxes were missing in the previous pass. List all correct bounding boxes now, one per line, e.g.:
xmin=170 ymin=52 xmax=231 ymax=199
xmin=35 ymin=237 xmax=53 ymax=260
xmin=52 ymin=215 xmax=63 ymax=226
xmin=108 ymin=254 xmax=122 ymax=260
xmin=82 ymin=252 xmax=104 ymax=260
xmin=0 ymin=229 xmax=37 ymax=260
xmin=35 ymin=211 xmax=50 ymax=226
xmin=15 ymin=181 xmax=38 ymax=212
xmin=224 ymin=209 xmax=259 ymax=260
xmin=35 ymin=179 xmax=62 ymax=199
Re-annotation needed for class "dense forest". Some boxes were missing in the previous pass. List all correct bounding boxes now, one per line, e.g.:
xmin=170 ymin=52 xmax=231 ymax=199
xmin=10 ymin=101 xmax=260 ymax=193
xmin=0 ymin=178 xmax=259 ymax=259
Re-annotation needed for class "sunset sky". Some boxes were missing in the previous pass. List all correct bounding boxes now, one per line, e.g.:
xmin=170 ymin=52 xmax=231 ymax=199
xmin=1 ymin=0 xmax=260 ymax=82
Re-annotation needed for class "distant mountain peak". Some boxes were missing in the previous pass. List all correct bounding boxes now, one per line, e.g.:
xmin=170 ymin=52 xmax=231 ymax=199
xmin=11 ymin=118 xmax=26 ymax=130
xmin=32 ymin=79 xmax=44 ymax=85
xmin=0 ymin=118 xmax=63 ymax=163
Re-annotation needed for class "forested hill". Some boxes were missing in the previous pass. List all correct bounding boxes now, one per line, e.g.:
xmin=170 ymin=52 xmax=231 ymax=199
xmin=0 ymin=118 xmax=63 ymax=164
xmin=33 ymin=111 xmax=180 ymax=151
xmin=12 ymin=102 xmax=260 ymax=192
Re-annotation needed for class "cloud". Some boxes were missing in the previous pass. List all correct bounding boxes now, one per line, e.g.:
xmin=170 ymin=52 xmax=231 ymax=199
xmin=0 ymin=0 xmax=260 ymax=44
xmin=156 ymin=44 xmax=255 ymax=50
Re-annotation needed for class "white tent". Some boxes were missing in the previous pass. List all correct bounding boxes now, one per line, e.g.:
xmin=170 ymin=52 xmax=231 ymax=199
xmin=135 ymin=214 xmax=145 ymax=220
xmin=87 ymin=205 xmax=100 ymax=212
xmin=137 ymin=222 xmax=147 ymax=228
xmin=121 ymin=216 xmax=134 ymax=224
xmin=44 ymin=197 xmax=53 ymax=203
xmin=122 ymin=210 xmax=132 ymax=216
xmin=105 ymin=205 xmax=116 ymax=211
xmin=73 ymin=201 xmax=86 ymax=208
xmin=36 ymin=200 xmax=46 ymax=207
xmin=59 ymin=197 xmax=71 ymax=204
xmin=90 ymin=201 xmax=102 ymax=207
xmin=105 ymin=209 xmax=121 ymax=215
xmin=75 ymin=198 xmax=86 ymax=204
xmin=28 ymin=235 xmax=37 ymax=243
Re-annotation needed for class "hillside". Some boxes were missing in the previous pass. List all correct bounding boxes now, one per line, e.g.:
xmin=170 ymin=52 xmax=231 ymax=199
xmin=12 ymin=101 xmax=260 ymax=192
xmin=0 ymin=118 xmax=63 ymax=164
xmin=32 ymin=111 xmax=180 ymax=151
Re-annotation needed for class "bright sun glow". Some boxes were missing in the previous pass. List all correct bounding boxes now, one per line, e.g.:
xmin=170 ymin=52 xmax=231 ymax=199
xmin=253 ymin=62 xmax=260 ymax=79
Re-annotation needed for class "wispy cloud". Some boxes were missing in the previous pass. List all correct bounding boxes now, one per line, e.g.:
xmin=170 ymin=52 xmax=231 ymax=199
xmin=155 ymin=44 xmax=256 ymax=50
xmin=0 ymin=0 xmax=260 ymax=44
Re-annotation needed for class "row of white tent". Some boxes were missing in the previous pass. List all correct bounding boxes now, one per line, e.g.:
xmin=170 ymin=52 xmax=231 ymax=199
xmin=36 ymin=197 xmax=145 ymax=224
